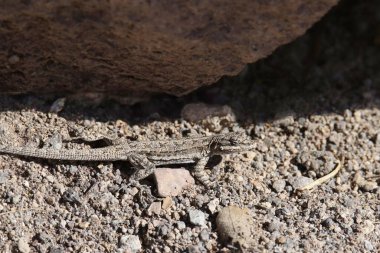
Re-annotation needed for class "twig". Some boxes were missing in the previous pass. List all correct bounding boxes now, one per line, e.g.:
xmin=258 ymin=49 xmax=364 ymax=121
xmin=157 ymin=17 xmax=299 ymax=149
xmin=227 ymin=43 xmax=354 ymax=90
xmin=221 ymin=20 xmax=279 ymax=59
xmin=298 ymin=157 xmax=344 ymax=191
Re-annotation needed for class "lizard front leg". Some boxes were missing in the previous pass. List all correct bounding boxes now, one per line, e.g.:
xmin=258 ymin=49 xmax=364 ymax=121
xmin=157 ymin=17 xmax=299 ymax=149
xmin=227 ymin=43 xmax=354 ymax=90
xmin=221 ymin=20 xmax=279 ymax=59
xmin=127 ymin=154 xmax=157 ymax=206
xmin=128 ymin=154 xmax=156 ymax=182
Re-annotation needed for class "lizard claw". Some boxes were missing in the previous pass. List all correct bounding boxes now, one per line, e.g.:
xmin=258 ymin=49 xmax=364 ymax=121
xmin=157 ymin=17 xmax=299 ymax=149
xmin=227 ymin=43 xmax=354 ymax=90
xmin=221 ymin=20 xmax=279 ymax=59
xmin=127 ymin=179 xmax=156 ymax=208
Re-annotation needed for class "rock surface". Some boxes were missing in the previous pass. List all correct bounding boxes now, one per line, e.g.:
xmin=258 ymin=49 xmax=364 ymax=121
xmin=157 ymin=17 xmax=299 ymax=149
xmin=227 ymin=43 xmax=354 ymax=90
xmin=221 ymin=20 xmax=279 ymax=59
xmin=216 ymin=206 xmax=254 ymax=248
xmin=0 ymin=0 xmax=338 ymax=95
xmin=154 ymin=168 xmax=195 ymax=197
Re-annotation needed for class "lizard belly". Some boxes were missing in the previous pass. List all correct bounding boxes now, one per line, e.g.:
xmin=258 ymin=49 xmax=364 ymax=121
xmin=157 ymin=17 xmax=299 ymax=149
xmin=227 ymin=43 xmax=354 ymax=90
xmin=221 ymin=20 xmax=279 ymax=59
xmin=149 ymin=156 xmax=196 ymax=166
xmin=143 ymin=147 xmax=205 ymax=166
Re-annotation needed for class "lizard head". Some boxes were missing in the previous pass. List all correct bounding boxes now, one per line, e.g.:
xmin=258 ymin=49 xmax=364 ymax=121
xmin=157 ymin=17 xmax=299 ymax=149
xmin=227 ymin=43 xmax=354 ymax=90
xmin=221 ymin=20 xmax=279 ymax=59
xmin=209 ymin=133 xmax=253 ymax=154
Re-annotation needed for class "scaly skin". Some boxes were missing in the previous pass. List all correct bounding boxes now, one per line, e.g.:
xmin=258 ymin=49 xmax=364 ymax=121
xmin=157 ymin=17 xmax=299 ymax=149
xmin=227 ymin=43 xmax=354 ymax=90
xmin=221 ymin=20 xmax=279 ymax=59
xmin=0 ymin=133 xmax=254 ymax=185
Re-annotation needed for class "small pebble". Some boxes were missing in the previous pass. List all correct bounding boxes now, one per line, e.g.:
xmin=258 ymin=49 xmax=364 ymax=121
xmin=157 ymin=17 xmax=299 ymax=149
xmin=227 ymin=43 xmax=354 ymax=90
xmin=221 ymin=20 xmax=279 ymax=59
xmin=45 ymin=133 xmax=63 ymax=150
xmin=68 ymin=166 xmax=79 ymax=175
xmin=289 ymin=176 xmax=314 ymax=190
xmin=61 ymin=189 xmax=81 ymax=205
xmin=8 ymin=55 xmax=20 ymax=64
xmin=181 ymin=103 xmax=235 ymax=122
xmin=362 ymin=220 xmax=375 ymax=234
xmin=22 ymin=180 xmax=29 ymax=188
xmin=11 ymin=194 xmax=21 ymax=204
xmin=77 ymin=221 xmax=90 ymax=229
xmin=188 ymin=245 xmax=202 ymax=253
xmin=18 ymin=237 xmax=31 ymax=253
xmin=0 ymin=171 xmax=9 ymax=184
xmin=272 ymin=179 xmax=286 ymax=193
xmin=176 ymin=221 xmax=186 ymax=230
xmin=45 ymin=196 xmax=55 ymax=205
xmin=188 ymin=210 xmax=206 ymax=226
xmin=49 ymin=248 xmax=64 ymax=253
xmin=375 ymin=133 xmax=380 ymax=147
xmin=147 ymin=202 xmax=162 ymax=216
xmin=265 ymin=220 xmax=282 ymax=233
xmin=119 ymin=235 xmax=142 ymax=253
xmin=50 ymin=97 xmax=66 ymax=113
xmin=207 ymin=199 xmax=219 ymax=214
xmin=36 ymin=232 xmax=50 ymax=243
xmin=321 ymin=218 xmax=334 ymax=229
xmin=273 ymin=113 xmax=295 ymax=127
xmin=353 ymin=110 xmax=362 ymax=122
xmin=364 ymin=240 xmax=374 ymax=251
xmin=154 ymin=168 xmax=195 ymax=197
xmin=199 ymin=229 xmax=210 ymax=241
xmin=276 ymin=236 xmax=286 ymax=244
xmin=162 ymin=197 xmax=173 ymax=210
xmin=354 ymin=172 xmax=378 ymax=192
xmin=158 ymin=225 xmax=169 ymax=236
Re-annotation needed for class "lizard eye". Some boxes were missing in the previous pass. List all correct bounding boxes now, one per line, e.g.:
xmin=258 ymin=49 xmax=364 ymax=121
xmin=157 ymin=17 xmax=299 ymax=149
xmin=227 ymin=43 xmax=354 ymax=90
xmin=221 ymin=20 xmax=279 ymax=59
xmin=229 ymin=137 xmax=239 ymax=145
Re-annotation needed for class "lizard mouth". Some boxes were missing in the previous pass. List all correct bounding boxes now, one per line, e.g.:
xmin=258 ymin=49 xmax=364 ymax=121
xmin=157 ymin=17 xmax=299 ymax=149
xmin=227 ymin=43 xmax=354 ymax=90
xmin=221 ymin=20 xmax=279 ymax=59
xmin=219 ymin=144 xmax=253 ymax=152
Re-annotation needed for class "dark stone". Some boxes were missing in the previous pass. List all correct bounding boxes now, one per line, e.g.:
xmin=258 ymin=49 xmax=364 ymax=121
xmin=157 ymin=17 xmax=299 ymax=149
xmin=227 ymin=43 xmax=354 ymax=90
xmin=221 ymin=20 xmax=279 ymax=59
xmin=0 ymin=0 xmax=338 ymax=95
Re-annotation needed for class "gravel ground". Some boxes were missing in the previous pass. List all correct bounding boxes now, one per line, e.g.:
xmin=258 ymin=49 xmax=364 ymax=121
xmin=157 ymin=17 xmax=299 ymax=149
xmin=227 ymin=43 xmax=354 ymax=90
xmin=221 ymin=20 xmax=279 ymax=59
xmin=1 ymin=0 xmax=380 ymax=252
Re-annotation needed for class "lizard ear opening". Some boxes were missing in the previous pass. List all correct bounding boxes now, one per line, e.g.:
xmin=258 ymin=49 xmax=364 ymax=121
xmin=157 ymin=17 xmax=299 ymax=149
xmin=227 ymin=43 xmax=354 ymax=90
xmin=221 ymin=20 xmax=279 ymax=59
xmin=229 ymin=134 xmax=242 ymax=145
xmin=209 ymin=140 xmax=220 ymax=151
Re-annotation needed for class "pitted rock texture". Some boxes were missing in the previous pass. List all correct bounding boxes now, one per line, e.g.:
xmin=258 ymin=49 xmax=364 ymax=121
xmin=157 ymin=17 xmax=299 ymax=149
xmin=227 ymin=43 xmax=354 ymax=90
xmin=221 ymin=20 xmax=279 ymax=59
xmin=0 ymin=0 xmax=338 ymax=95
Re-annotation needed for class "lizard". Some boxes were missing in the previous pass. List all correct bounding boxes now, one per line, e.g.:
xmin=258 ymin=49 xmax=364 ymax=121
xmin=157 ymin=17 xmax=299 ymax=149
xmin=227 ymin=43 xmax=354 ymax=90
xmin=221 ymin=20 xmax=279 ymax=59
xmin=0 ymin=132 xmax=254 ymax=186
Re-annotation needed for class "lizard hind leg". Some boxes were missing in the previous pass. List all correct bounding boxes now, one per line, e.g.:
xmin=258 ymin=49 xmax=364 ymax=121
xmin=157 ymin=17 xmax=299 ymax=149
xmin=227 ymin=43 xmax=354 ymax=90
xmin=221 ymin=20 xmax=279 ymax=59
xmin=193 ymin=157 xmax=215 ymax=187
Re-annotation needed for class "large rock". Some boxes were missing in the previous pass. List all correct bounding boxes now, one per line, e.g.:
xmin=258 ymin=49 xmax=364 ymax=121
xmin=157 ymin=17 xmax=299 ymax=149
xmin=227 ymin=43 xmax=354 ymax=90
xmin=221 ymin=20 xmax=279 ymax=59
xmin=0 ymin=0 xmax=338 ymax=95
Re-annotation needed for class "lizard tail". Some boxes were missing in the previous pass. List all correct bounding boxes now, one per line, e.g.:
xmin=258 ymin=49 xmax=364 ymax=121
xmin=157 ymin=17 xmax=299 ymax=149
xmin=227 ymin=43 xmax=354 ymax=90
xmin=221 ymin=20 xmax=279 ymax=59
xmin=0 ymin=145 xmax=122 ymax=161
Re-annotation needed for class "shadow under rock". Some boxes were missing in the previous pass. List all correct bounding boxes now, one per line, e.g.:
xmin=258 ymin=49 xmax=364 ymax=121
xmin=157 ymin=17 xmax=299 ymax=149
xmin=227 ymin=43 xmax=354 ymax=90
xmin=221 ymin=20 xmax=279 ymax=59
xmin=0 ymin=0 xmax=378 ymax=126
xmin=191 ymin=0 xmax=380 ymax=123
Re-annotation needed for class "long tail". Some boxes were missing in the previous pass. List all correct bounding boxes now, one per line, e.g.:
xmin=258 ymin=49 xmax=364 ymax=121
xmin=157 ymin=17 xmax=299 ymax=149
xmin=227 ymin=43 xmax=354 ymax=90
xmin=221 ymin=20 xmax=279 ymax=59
xmin=0 ymin=145 xmax=123 ymax=161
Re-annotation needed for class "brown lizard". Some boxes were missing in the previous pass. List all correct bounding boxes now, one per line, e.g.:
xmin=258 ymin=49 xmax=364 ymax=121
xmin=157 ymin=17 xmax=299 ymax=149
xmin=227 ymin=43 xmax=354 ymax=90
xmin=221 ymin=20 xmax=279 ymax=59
xmin=0 ymin=132 xmax=253 ymax=186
